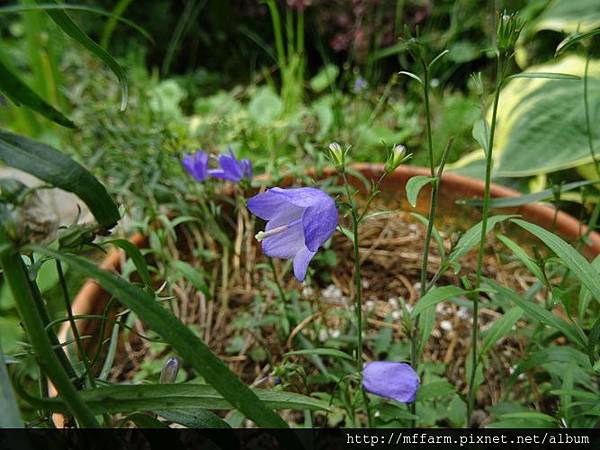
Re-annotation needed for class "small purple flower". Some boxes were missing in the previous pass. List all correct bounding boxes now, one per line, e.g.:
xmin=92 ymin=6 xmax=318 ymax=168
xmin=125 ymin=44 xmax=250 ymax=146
xmin=182 ymin=150 xmax=209 ymax=181
xmin=247 ymin=187 xmax=338 ymax=281
xmin=362 ymin=362 xmax=420 ymax=403
xmin=209 ymin=148 xmax=252 ymax=182
xmin=353 ymin=76 xmax=368 ymax=94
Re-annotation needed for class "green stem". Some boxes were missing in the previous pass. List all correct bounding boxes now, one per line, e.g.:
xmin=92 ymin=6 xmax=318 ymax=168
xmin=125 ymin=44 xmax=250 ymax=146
xmin=422 ymin=61 xmax=435 ymax=176
xmin=341 ymin=171 xmax=372 ymax=427
xmin=265 ymin=0 xmax=286 ymax=69
xmin=268 ymin=257 xmax=290 ymax=335
xmin=56 ymin=260 xmax=96 ymax=388
xmin=0 ymin=230 xmax=99 ymax=427
xmin=468 ymin=54 xmax=503 ymax=422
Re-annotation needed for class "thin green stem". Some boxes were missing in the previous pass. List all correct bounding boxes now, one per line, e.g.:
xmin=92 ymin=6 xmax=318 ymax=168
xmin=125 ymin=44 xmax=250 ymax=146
xmin=265 ymin=0 xmax=286 ymax=69
xmin=56 ymin=260 xmax=96 ymax=388
xmin=422 ymin=61 xmax=435 ymax=176
xmin=268 ymin=257 xmax=290 ymax=335
xmin=468 ymin=54 xmax=503 ymax=422
xmin=0 ymin=230 xmax=99 ymax=427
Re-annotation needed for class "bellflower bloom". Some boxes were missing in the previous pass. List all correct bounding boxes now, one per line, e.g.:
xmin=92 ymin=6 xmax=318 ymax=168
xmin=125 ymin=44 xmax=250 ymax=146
xmin=182 ymin=150 xmax=209 ymax=181
xmin=247 ymin=187 xmax=338 ymax=281
xmin=362 ymin=361 xmax=420 ymax=403
xmin=209 ymin=148 xmax=252 ymax=182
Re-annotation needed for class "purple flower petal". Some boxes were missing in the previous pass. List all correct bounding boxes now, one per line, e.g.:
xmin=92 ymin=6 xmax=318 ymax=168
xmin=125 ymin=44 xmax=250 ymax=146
xmin=248 ymin=187 xmax=338 ymax=282
xmin=362 ymin=362 xmax=420 ymax=403
xmin=182 ymin=150 xmax=209 ymax=181
xmin=208 ymin=148 xmax=252 ymax=183
xmin=293 ymin=247 xmax=316 ymax=281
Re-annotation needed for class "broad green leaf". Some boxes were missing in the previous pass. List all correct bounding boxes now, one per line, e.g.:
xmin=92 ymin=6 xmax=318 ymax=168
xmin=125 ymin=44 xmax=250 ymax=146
xmin=411 ymin=286 xmax=466 ymax=318
xmin=496 ymin=234 xmax=546 ymax=282
xmin=106 ymin=239 xmax=152 ymax=289
xmin=20 ymin=383 xmax=331 ymax=414
xmin=531 ymin=0 xmax=600 ymax=35
xmin=415 ymin=380 xmax=455 ymax=402
xmin=512 ymin=219 xmax=600 ymax=303
xmin=405 ymin=175 xmax=433 ymax=208
xmin=0 ymin=59 xmax=75 ymax=128
xmin=309 ymin=64 xmax=339 ymax=92
xmin=0 ymin=343 xmax=22 ymax=428
xmin=30 ymin=247 xmax=288 ymax=428
xmin=0 ymin=130 xmax=120 ymax=228
xmin=157 ymin=409 xmax=231 ymax=428
xmin=485 ymin=280 xmax=587 ymax=348
xmin=479 ymin=306 xmax=522 ymax=357
xmin=38 ymin=0 xmax=128 ymax=110
xmin=450 ymin=56 xmax=600 ymax=178
xmin=284 ymin=348 xmax=354 ymax=362
xmin=417 ymin=305 xmax=436 ymax=358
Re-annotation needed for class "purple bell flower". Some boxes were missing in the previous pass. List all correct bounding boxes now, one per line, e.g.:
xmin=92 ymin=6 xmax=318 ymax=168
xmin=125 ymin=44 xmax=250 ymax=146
xmin=209 ymin=148 xmax=252 ymax=182
xmin=362 ymin=361 xmax=420 ymax=403
xmin=182 ymin=150 xmax=209 ymax=181
xmin=247 ymin=187 xmax=338 ymax=281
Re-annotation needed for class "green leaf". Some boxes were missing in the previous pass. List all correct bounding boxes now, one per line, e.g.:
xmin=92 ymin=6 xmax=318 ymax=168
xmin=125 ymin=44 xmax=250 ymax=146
xmin=0 ymin=343 xmax=22 ymax=428
xmin=411 ymin=286 xmax=466 ymax=318
xmin=20 ymin=383 xmax=330 ymax=415
xmin=472 ymin=119 xmax=489 ymax=154
xmin=531 ymin=0 xmax=600 ymax=36
xmin=29 ymin=247 xmax=289 ymax=428
xmin=0 ymin=59 xmax=75 ymax=128
xmin=38 ymin=0 xmax=128 ymax=110
xmin=447 ymin=215 xmax=514 ymax=266
xmin=171 ymin=261 xmax=210 ymax=298
xmin=309 ymin=64 xmax=339 ymax=92
xmin=499 ymin=411 xmax=556 ymax=423
xmin=496 ymin=234 xmax=546 ymax=282
xmin=504 ymin=72 xmax=580 ymax=82
xmin=409 ymin=213 xmax=445 ymax=258
xmin=485 ymin=280 xmax=587 ymax=348
xmin=512 ymin=219 xmax=600 ymax=303
xmin=405 ymin=175 xmax=433 ymax=208
xmin=415 ymin=380 xmax=455 ymax=402
xmin=0 ymin=130 xmax=120 ymax=228
xmin=557 ymin=29 xmax=600 ymax=55
xmin=284 ymin=348 xmax=354 ymax=362
xmin=106 ymin=239 xmax=151 ymax=289
xmin=461 ymin=180 xmax=596 ymax=208
xmin=157 ymin=409 xmax=232 ymax=428
xmin=123 ymin=412 xmax=168 ymax=428
xmin=398 ymin=71 xmax=423 ymax=85
xmin=479 ymin=306 xmax=522 ymax=358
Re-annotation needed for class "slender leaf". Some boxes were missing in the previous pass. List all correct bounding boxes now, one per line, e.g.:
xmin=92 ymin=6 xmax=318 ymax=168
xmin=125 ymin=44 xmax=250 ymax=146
xmin=512 ymin=219 xmax=600 ymax=303
xmin=499 ymin=411 xmax=556 ymax=423
xmin=157 ymin=409 xmax=232 ymax=428
xmin=405 ymin=175 xmax=433 ymax=208
xmin=284 ymin=348 xmax=354 ymax=362
xmin=410 ymin=212 xmax=445 ymax=258
xmin=0 ymin=60 xmax=75 ymax=128
xmin=20 ymin=383 xmax=331 ymax=414
xmin=398 ymin=70 xmax=423 ymax=84
xmin=0 ymin=130 xmax=120 ymax=228
xmin=172 ymin=260 xmax=209 ymax=297
xmin=497 ymin=234 xmax=546 ymax=282
xmin=106 ymin=239 xmax=151 ymax=288
xmin=37 ymin=0 xmax=128 ymax=110
xmin=485 ymin=280 xmax=587 ymax=348
xmin=411 ymin=286 xmax=466 ymax=318
xmin=415 ymin=380 xmax=455 ymax=401
xmin=504 ymin=72 xmax=580 ymax=82
xmin=556 ymin=29 xmax=600 ymax=54
xmin=461 ymin=180 xmax=596 ymax=207
xmin=29 ymin=247 xmax=288 ymax=428
xmin=479 ymin=306 xmax=522 ymax=357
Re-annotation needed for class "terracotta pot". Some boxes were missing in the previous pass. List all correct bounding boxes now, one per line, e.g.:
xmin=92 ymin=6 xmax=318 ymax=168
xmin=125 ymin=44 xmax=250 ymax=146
xmin=51 ymin=164 xmax=600 ymax=425
xmin=60 ymin=163 xmax=600 ymax=345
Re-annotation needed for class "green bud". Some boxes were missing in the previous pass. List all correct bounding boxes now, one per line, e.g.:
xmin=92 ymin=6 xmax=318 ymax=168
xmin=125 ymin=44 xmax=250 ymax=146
xmin=327 ymin=142 xmax=347 ymax=169
xmin=160 ymin=357 xmax=180 ymax=384
xmin=496 ymin=11 xmax=523 ymax=54
xmin=385 ymin=144 xmax=408 ymax=173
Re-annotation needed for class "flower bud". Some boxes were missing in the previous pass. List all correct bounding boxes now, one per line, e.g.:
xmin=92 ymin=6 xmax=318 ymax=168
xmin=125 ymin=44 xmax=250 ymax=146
xmin=496 ymin=11 xmax=522 ymax=55
xmin=327 ymin=142 xmax=346 ymax=169
xmin=385 ymin=144 xmax=407 ymax=173
xmin=159 ymin=357 xmax=180 ymax=384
